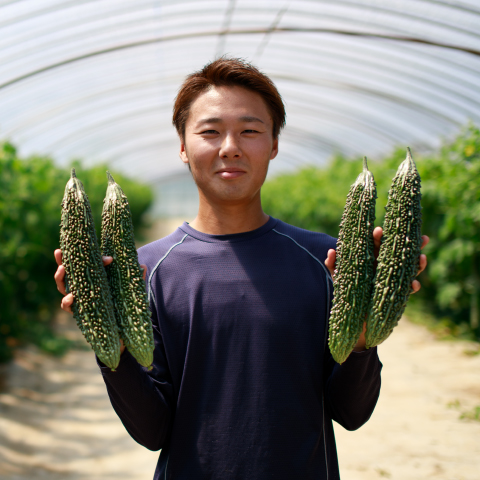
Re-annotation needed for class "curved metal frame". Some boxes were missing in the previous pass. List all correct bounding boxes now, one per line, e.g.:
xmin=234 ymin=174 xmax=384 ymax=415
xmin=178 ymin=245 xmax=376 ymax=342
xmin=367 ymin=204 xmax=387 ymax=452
xmin=1 ymin=0 xmax=480 ymax=183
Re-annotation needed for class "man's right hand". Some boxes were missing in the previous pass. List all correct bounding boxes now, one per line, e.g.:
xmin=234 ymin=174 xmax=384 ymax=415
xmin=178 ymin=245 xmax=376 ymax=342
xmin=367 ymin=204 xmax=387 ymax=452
xmin=54 ymin=249 xmax=114 ymax=314
xmin=55 ymin=249 xmax=148 ymax=356
xmin=54 ymin=250 xmax=148 ymax=356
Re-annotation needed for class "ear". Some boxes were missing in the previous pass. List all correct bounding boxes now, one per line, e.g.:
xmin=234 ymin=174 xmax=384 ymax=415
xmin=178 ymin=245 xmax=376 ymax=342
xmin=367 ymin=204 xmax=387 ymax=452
xmin=270 ymin=138 xmax=279 ymax=160
xmin=179 ymin=141 xmax=189 ymax=164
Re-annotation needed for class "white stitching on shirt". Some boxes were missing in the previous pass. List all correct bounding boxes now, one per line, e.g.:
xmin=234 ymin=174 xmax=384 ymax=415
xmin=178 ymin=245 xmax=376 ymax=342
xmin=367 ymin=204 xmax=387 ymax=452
xmin=271 ymin=228 xmax=333 ymax=295
xmin=323 ymin=299 xmax=330 ymax=480
xmin=272 ymin=228 xmax=332 ymax=480
xmin=149 ymin=229 xmax=333 ymax=478
xmin=147 ymin=233 xmax=188 ymax=309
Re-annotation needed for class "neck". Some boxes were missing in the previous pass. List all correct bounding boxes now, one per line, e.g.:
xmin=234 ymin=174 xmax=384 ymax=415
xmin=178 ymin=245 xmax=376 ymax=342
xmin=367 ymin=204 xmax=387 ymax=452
xmin=189 ymin=193 xmax=269 ymax=235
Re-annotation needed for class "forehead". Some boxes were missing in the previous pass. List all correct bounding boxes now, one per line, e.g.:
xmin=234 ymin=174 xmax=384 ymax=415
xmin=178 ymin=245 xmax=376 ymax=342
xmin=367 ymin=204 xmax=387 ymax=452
xmin=187 ymin=85 xmax=272 ymax=125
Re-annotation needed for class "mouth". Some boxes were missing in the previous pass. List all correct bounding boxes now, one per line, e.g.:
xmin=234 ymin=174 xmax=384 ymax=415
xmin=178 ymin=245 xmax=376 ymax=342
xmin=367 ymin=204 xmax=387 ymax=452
xmin=216 ymin=167 xmax=247 ymax=179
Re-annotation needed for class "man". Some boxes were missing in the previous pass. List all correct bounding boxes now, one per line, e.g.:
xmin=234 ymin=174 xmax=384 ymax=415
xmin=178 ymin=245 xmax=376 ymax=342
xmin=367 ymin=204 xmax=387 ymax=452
xmin=54 ymin=57 xmax=428 ymax=479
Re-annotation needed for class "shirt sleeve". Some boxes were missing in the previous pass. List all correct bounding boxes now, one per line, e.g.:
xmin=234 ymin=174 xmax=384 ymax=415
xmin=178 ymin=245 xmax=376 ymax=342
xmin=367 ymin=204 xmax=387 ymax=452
xmin=321 ymin=231 xmax=382 ymax=431
xmin=323 ymin=345 xmax=382 ymax=431
xmin=96 ymin=305 xmax=174 ymax=451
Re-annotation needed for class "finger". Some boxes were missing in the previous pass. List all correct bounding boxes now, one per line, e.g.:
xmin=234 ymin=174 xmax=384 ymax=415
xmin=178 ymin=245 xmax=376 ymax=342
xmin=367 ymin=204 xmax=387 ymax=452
xmin=140 ymin=264 xmax=147 ymax=281
xmin=54 ymin=264 xmax=67 ymax=295
xmin=324 ymin=249 xmax=336 ymax=277
xmin=54 ymin=249 xmax=62 ymax=266
xmin=411 ymin=279 xmax=421 ymax=293
xmin=372 ymin=227 xmax=383 ymax=268
xmin=353 ymin=321 xmax=367 ymax=352
xmin=373 ymin=227 xmax=383 ymax=264
xmin=373 ymin=226 xmax=383 ymax=247
xmin=61 ymin=293 xmax=74 ymax=314
xmin=102 ymin=256 xmax=113 ymax=266
xmin=421 ymin=235 xmax=430 ymax=249
xmin=417 ymin=253 xmax=427 ymax=275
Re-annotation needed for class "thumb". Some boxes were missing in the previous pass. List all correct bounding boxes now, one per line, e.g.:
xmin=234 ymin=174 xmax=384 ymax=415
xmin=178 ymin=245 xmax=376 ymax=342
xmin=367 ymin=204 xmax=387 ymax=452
xmin=102 ymin=256 xmax=113 ymax=266
xmin=325 ymin=249 xmax=336 ymax=277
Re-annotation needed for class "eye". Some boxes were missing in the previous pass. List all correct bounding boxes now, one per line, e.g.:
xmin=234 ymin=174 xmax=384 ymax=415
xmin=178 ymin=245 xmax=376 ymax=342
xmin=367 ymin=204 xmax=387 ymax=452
xmin=243 ymin=129 xmax=259 ymax=134
xmin=198 ymin=129 xmax=218 ymax=137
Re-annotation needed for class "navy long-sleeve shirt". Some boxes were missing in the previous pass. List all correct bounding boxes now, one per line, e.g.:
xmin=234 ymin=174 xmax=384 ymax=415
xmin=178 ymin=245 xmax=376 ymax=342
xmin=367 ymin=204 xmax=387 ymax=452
xmin=97 ymin=217 xmax=382 ymax=480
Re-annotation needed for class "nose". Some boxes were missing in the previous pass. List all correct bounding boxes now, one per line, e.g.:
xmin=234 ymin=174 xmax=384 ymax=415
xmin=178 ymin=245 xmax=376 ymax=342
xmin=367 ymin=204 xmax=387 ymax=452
xmin=219 ymin=133 xmax=242 ymax=159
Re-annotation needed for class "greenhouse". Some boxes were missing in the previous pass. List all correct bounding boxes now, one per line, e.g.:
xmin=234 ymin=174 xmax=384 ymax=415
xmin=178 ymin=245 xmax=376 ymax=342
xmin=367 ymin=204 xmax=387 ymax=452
xmin=2 ymin=1 xmax=480 ymax=204
xmin=1 ymin=2 xmax=480 ymax=479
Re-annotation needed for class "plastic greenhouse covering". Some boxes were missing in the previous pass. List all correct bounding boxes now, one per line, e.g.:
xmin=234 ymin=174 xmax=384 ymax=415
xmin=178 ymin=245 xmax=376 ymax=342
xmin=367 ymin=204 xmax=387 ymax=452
xmin=1 ymin=0 xmax=480 ymax=183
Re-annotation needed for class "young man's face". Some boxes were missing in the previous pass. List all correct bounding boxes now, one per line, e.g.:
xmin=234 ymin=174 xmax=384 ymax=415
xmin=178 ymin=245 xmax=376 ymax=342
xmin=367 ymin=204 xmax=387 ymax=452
xmin=179 ymin=85 xmax=279 ymax=208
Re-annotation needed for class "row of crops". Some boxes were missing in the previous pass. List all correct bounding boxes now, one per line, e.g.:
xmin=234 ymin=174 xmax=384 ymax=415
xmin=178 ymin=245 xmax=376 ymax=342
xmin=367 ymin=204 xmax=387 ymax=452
xmin=0 ymin=123 xmax=478 ymax=363
xmin=0 ymin=142 xmax=153 ymax=363
xmin=263 ymin=123 xmax=480 ymax=341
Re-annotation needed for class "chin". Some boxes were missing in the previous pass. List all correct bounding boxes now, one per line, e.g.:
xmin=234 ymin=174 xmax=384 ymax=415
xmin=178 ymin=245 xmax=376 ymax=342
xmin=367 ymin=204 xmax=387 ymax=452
xmin=212 ymin=187 xmax=257 ymax=204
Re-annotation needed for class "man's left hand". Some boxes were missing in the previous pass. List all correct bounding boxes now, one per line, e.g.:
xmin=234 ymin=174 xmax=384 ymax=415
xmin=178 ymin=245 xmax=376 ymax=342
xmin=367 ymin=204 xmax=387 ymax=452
xmin=324 ymin=227 xmax=430 ymax=352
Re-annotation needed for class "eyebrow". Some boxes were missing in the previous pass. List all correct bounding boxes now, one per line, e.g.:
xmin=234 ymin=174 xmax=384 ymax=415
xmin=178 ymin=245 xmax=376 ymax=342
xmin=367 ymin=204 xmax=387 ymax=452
xmin=239 ymin=116 xmax=265 ymax=124
xmin=196 ymin=116 xmax=265 ymax=125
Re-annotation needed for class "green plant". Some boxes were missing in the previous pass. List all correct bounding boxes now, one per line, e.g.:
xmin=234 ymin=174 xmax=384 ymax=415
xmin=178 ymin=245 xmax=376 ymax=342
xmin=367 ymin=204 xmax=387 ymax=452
xmin=0 ymin=141 xmax=154 ymax=363
xmin=447 ymin=399 xmax=480 ymax=421
xmin=418 ymin=123 xmax=480 ymax=335
xmin=375 ymin=468 xmax=391 ymax=478
xmin=459 ymin=406 xmax=480 ymax=421
xmin=405 ymin=297 xmax=477 ymax=342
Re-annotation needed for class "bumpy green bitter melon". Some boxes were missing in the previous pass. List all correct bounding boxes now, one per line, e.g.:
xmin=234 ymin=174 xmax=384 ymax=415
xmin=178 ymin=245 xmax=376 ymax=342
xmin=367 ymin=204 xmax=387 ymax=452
xmin=60 ymin=169 xmax=121 ymax=370
xmin=328 ymin=157 xmax=377 ymax=364
xmin=101 ymin=171 xmax=154 ymax=369
xmin=365 ymin=148 xmax=422 ymax=348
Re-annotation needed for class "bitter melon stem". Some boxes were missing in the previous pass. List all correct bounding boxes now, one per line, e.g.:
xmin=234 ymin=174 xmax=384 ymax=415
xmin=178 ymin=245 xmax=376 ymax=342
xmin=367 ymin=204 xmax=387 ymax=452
xmin=106 ymin=171 xmax=115 ymax=186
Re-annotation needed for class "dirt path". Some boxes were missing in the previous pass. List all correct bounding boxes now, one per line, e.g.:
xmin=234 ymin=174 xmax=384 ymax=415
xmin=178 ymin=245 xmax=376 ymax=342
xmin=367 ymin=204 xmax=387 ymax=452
xmin=0 ymin=311 xmax=159 ymax=480
xmin=334 ymin=319 xmax=480 ymax=480
xmin=1 ymin=314 xmax=479 ymax=479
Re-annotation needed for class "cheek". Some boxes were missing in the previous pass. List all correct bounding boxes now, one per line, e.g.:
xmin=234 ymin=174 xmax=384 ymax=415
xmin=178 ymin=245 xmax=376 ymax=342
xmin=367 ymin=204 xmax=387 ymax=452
xmin=250 ymin=143 xmax=276 ymax=171
xmin=251 ymin=136 xmax=276 ymax=156
xmin=188 ymin=140 xmax=217 ymax=165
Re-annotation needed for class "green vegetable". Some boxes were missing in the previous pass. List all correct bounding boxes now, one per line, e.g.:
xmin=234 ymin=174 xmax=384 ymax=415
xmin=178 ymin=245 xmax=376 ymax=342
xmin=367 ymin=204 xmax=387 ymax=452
xmin=101 ymin=171 xmax=154 ymax=370
xmin=60 ymin=169 xmax=120 ymax=370
xmin=366 ymin=148 xmax=422 ymax=348
xmin=328 ymin=157 xmax=377 ymax=364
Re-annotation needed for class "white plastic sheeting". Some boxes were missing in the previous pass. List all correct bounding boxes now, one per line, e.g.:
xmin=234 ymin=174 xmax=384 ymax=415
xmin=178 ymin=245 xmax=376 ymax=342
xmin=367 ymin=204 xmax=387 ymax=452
xmin=1 ymin=0 xmax=480 ymax=183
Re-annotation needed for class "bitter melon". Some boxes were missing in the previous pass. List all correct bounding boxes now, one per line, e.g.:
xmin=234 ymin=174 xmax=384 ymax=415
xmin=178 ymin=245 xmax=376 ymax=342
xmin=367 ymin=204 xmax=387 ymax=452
xmin=328 ymin=157 xmax=377 ymax=364
xmin=365 ymin=148 xmax=422 ymax=348
xmin=60 ymin=169 xmax=121 ymax=370
xmin=101 ymin=171 xmax=154 ymax=370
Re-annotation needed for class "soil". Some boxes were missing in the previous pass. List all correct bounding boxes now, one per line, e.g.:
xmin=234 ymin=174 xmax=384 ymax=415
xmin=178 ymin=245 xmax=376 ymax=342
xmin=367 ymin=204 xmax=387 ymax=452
xmin=0 ymin=311 xmax=159 ymax=480
xmin=334 ymin=319 xmax=480 ymax=480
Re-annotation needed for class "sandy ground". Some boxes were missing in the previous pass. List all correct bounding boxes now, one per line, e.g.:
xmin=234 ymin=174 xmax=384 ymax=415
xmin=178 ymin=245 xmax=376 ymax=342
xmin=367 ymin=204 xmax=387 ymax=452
xmin=334 ymin=319 xmax=480 ymax=480
xmin=1 ymin=315 xmax=479 ymax=480
xmin=1 ymin=220 xmax=479 ymax=479
xmin=0 ymin=312 xmax=159 ymax=480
